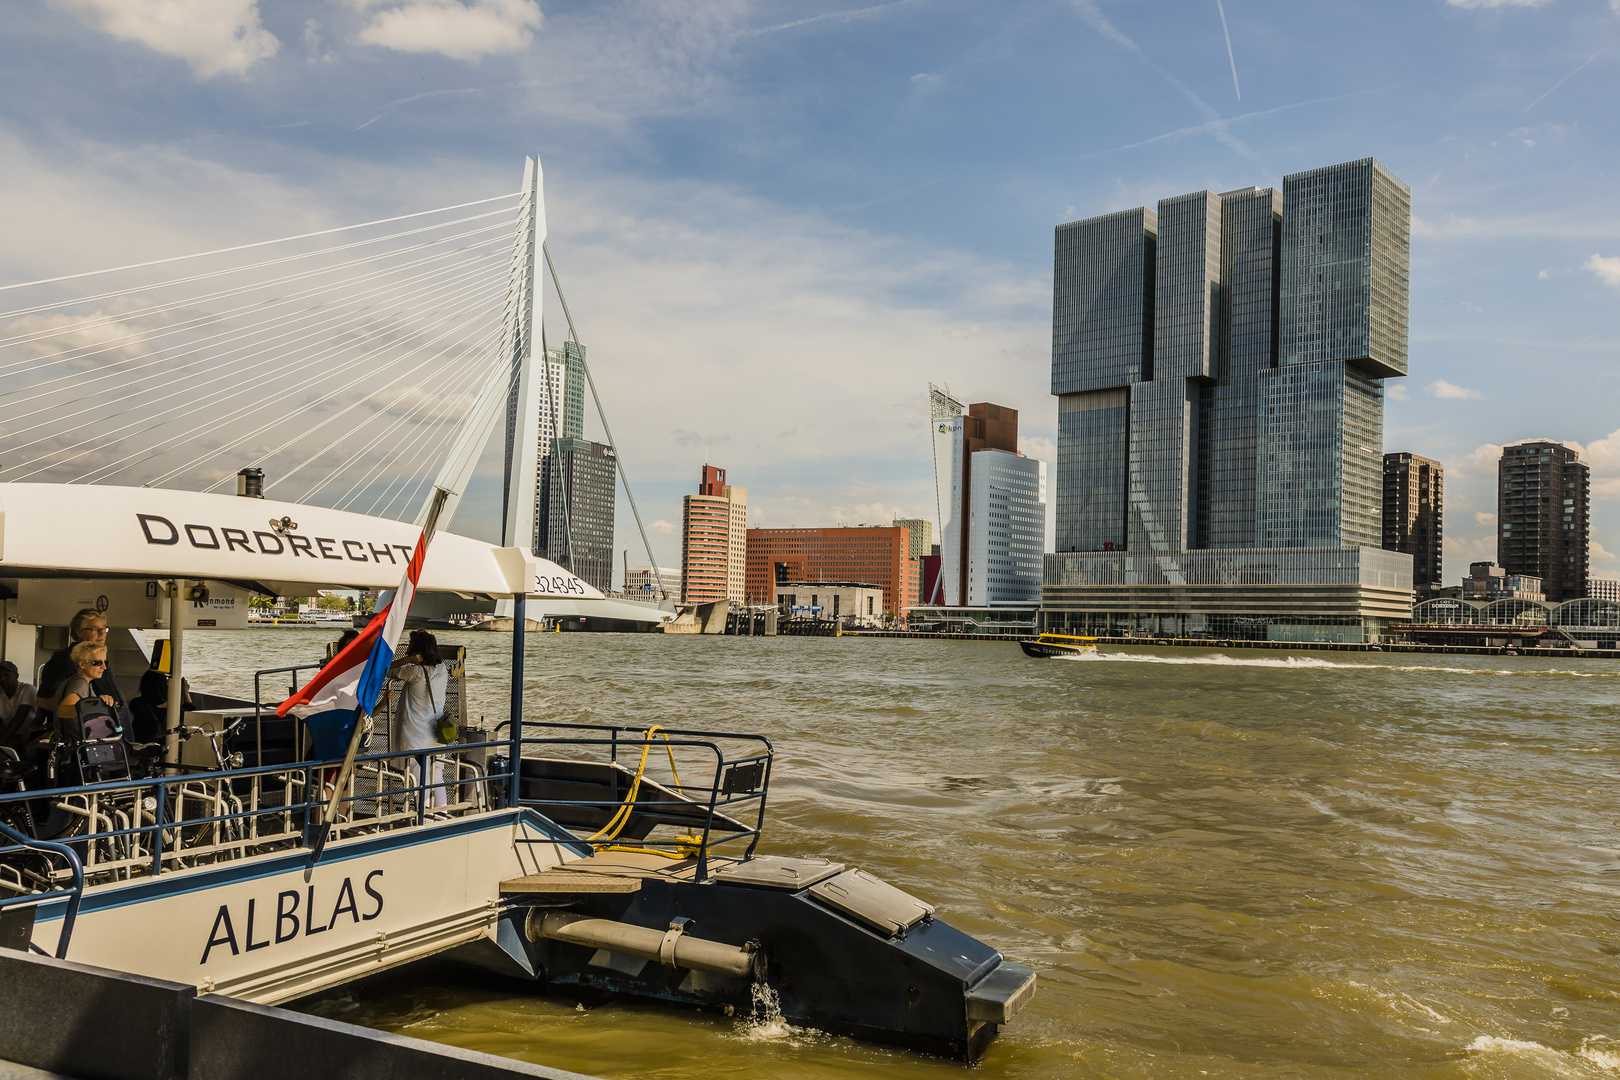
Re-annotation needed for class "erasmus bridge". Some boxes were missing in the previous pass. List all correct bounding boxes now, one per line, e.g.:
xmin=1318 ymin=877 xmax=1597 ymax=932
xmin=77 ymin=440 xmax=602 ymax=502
xmin=0 ymin=155 xmax=669 ymax=626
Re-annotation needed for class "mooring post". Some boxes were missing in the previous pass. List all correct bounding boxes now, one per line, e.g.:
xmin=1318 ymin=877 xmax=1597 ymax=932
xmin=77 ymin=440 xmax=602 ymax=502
xmin=508 ymin=593 xmax=525 ymax=808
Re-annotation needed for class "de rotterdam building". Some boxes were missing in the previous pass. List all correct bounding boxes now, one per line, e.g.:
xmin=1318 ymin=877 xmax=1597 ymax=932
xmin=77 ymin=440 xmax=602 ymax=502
xmin=1043 ymin=158 xmax=1415 ymax=643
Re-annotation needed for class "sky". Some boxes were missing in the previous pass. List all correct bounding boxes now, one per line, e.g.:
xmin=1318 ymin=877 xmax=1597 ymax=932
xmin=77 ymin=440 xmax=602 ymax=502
xmin=1 ymin=0 xmax=1617 ymax=586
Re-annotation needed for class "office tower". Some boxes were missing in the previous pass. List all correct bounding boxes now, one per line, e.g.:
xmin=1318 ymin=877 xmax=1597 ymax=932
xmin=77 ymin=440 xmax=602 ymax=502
xmin=1044 ymin=159 xmax=1414 ymax=642
xmin=536 ymin=438 xmax=616 ymax=593
xmin=892 ymin=518 xmax=933 ymax=603
xmin=893 ymin=518 xmax=933 ymax=559
xmin=1382 ymin=453 xmax=1444 ymax=595
xmin=681 ymin=465 xmax=747 ymax=604
xmin=745 ymin=525 xmax=920 ymax=617
xmin=928 ymin=398 xmax=1047 ymax=606
xmin=1497 ymin=440 xmax=1590 ymax=602
xmin=1589 ymin=577 xmax=1619 ymax=603
xmin=967 ymin=451 xmax=1046 ymax=605
xmin=628 ymin=565 xmax=683 ymax=601
xmin=529 ymin=340 xmax=602 ymax=576
xmin=503 ymin=347 xmax=576 ymax=546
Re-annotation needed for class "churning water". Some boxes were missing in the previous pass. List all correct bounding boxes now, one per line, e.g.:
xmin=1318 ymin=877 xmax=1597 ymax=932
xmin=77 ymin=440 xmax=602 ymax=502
xmin=189 ymin=631 xmax=1620 ymax=1078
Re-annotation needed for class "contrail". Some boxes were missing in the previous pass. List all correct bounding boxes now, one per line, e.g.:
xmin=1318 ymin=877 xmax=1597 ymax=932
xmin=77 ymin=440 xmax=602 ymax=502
xmin=1215 ymin=0 xmax=1241 ymax=100
xmin=1524 ymin=42 xmax=1614 ymax=113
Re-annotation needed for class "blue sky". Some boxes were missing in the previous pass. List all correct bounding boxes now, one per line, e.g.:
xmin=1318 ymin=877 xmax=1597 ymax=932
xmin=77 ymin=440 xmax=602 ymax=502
xmin=2 ymin=0 xmax=1617 ymax=584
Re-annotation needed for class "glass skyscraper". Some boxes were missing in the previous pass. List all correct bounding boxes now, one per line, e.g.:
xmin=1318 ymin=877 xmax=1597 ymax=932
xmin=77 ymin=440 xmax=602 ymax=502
xmin=1044 ymin=159 xmax=1415 ymax=642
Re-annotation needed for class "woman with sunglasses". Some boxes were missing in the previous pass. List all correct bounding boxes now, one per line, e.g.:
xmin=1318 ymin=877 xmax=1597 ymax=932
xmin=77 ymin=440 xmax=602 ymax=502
xmin=55 ymin=642 xmax=117 ymax=722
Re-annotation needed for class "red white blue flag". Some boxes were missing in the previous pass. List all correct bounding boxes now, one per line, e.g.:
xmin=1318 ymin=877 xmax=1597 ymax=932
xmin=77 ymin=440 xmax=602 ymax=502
xmin=277 ymin=490 xmax=447 ymax=758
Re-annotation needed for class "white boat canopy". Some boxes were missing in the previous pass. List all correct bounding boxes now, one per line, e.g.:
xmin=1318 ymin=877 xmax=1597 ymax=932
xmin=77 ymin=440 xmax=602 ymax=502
xmin=0 ymin=483 xmax=601 ymax=601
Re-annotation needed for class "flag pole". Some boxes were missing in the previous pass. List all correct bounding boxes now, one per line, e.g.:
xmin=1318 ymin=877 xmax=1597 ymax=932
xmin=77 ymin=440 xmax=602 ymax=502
xmin=309 ymin=486 xmax=452 ymax=862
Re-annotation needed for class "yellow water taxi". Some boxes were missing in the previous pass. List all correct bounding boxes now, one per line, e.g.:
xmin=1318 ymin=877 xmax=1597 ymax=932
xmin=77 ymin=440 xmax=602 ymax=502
xmin=1019 ymin=632 xmax=1099 ymax=658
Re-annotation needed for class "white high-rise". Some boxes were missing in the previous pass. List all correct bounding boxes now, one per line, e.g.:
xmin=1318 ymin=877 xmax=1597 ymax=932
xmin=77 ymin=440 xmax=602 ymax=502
xmin=966 ymin=450 xmax=1046 ymax=606
xmin=927 ymin=388 xmax=1047 ymax=607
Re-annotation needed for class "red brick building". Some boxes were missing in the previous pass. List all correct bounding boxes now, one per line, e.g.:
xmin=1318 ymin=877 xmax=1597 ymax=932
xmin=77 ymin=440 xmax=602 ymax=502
xmin=744 ymin=525 xmax=919 ymax=617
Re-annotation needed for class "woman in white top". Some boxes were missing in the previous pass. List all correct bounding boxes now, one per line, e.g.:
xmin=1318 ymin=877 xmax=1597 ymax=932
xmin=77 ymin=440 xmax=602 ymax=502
xmin=388 ymin=630 xmax=451 ymax=813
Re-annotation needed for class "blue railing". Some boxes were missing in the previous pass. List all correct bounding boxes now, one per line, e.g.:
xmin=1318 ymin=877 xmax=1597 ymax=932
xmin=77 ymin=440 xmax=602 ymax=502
xmin=0 ymin=738 xmax=510 ymax=882
xmin=0 ymin=819 xmax=84 ymax=959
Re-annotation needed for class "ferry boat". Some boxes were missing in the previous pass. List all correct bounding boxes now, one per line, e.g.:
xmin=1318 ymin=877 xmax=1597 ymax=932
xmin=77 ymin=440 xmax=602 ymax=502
xmin=0 ymin=483 xmax=1034 ymax=1061
xmin=1019 ymin=632 xmax=1100 ymax=658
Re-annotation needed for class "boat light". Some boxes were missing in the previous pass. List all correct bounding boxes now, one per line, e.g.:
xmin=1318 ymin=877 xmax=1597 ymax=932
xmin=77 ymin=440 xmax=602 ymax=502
xmin=237 ymin=467 xmax=264 ymax=498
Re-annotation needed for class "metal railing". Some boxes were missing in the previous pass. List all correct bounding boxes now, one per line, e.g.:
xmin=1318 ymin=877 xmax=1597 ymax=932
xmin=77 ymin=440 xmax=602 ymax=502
xmin=0 ymin=818 xmax=84 ymax=959
xmin=496 ymin=719 xmax=774 ymax=882
xmin=0 ymin=740 xmax=508 ymax=894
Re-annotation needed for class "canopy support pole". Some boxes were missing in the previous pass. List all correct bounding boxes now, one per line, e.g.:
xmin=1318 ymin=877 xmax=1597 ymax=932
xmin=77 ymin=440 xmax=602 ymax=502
xmin=508 ymin=593 xmax=525 ymax=809
xmin=164 ymin=580 xmax=184 ymax=774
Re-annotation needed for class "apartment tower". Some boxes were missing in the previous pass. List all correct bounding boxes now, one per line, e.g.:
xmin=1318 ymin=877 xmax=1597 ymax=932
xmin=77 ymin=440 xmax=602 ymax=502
xmin=1382 ymin=452 xmax=1444 ymax=597
xmin=1497 ymin=440 xmax=1590 ymax=603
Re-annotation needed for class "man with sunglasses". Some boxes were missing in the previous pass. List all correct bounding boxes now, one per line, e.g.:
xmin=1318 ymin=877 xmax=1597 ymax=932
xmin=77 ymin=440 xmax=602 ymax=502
xmin=39 ymin=608 xmax=130 ymax=725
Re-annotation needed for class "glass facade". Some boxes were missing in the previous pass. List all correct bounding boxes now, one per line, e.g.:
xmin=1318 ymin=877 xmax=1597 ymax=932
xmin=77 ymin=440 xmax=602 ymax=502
xmin=966 ymin=450 xmax=1046 ymax=605
xmin=1280 ymin=159 xmax=1410 ymax=378
xmin=1408 ymin=597 xmax=1619 ymax=648
xmin=1153 ymin=191 xmax=1221 ymax=381
xmin=1056 ymin=389 xmax=1128 ymax=552
xmin=1052 ymin=208 xmax=1156 ymax=394
xmin=1127 ymin=378 xmax=1193 ymax=552
xmin=1047 ymin=160 xmax=1413 ymax=635
xmin=1222 ymin=187 xmax=1283 ymax=379
xmin=1045 ymin=546 xmax=1411 ymax=588
xmin=536 ymin=437 xmax=616 ymax=593
xmin=1257 ymin=360 xmax=1383 ymax=548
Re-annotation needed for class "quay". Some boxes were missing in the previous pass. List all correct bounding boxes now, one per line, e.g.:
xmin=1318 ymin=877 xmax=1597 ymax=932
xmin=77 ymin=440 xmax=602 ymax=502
xmin=846 ymin=630 xmax=1619 ymax=659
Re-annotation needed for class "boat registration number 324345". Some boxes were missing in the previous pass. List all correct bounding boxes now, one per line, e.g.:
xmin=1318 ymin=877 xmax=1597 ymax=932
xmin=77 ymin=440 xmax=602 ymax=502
xmin=200 ymin=870 xmax=384 ymax=964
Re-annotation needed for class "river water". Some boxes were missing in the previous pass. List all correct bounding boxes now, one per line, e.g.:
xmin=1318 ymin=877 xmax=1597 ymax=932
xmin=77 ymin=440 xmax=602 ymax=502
xmin=181 ymin=630 xmax=1620 ymax=1079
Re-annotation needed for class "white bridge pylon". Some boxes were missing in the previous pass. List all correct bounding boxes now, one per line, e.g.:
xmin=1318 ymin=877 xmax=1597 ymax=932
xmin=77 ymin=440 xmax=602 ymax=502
xmin=420 ymin=155 xmax=545 ymax=549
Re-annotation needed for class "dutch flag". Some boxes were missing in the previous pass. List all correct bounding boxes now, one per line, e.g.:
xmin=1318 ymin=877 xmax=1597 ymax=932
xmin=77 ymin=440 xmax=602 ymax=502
xmin=277 ymin=489 xmax=447 ymax=758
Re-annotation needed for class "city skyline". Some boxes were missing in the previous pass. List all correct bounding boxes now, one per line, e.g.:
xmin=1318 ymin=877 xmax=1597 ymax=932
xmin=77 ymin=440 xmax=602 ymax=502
xmin=1 ymin=1 xmax=1616 ymax=588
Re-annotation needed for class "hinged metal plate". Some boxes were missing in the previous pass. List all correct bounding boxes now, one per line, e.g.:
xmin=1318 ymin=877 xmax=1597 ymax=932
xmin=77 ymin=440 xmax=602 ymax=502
xmin=807 ymin=869 xmax=933 ymax=936
xmin=710 ymin=855 xmax=845 ymax=891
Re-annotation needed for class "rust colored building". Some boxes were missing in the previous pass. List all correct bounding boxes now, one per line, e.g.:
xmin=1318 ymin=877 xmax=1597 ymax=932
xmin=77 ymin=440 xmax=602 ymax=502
xmin=745 ymin=525 xmax=919 ymax=617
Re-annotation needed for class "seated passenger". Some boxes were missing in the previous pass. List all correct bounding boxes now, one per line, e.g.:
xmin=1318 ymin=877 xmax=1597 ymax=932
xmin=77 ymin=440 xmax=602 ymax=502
xmin=130 ymin=669 xmax=193 ymax=746
xmin=56 ymin=642 xmax=117 ymax=723
xmin=0 ymin=660 xmax=39 ymax=751
xmin=40 ymin=610 xmax=128 ymax=723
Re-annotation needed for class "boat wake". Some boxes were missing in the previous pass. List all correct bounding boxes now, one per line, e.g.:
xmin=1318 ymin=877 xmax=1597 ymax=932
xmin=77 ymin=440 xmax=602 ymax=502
xmin=1059 ymin=652 xmax=1620 ymax=676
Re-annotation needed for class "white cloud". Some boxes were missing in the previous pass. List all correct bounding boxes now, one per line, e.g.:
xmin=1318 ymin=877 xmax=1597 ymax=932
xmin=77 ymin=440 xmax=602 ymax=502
xmin=1429 ymin=380 xmax=1482 ymax=400
xmin=648 ymin=519 xmax=678 ymax=535
xmin=1585 ymin=428 xmax=1620 ymax=500
xmin=943 ymin=325 xmax=982 ymax=339
xmin=1019 ymin=435 xmax=1055 ymax=462
xmin=1585 ymin=428 xmax=1620 ymax=475
xmin=1444 ymin=533 xmax=1497 ymax=562
xmin=353 ymin=0 xmax=543 ymax=62
xmin=51 ymin=0 xmax=279 ymax=78
xmin=1450 ymin=442 xmax=1504 ymax=480
xmin=1474 ymin=512 xmax=1497 ymax=527
xmin=1387 ymin=383 xmax=1409 ymax=401
xmin=1593 ymin=540 xmax=1617 ymax=564
xmin=670 ymin=429 xmax=729 ymax=448
xmin=1584 ymin=254 xmax=1620 ymax=290
xmin=303 ymin=19 xmax=337 ymax=65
